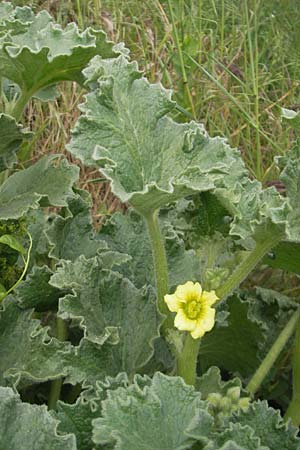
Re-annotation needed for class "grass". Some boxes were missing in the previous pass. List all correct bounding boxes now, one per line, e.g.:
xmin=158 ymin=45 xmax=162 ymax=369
xmin=11 ymin=0 xmax=300 ymax=186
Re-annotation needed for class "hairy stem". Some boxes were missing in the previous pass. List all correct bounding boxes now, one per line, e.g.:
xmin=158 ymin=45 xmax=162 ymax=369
xmin=216 ymin=233 xmax=282 ymax=300
xmin=48 ymin=317 xmax=68 ymax=410
xmin=145 ymin=210 xmax=172 ymax=330
xmin=247 ymin=309 xmax=300 ymax=396
xmin=10 ymin=91 xmax=31 ymax=122
xmin=177 ymin=334 xmax=201 ymax=386
xmin=284 ymin=315 xmax=300 ymax=426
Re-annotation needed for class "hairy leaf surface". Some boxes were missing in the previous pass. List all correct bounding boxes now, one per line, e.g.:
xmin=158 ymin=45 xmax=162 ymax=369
xmin=69 ymin=55 xmax=246 ymax=215
xmin=0 ymin=386 xmax=76 ymax=450
xmin=0 ymin=6 xmax=116 ymax=99
xmin=0 ymin=155 xmax=79 ymax=219
xmin=50 ymin=257 xmax=162 ymax=372
xmin=0 ymin=298 xmax=72 ymax=388
xmin=92 ymin=372 xmax=213 ymax=450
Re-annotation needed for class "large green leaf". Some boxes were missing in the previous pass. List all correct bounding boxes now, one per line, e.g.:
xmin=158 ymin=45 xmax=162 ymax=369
xmin=92 ymin=372 xmax=213 ymax=450
xmin=68 ymin=55 xmax=246 ymax=215
xmin=0 ymin=298 xmax=72 ymax=388
xmin=15 ymin=265 xmax=63 ymax=311
xmin=199 ymin=296 xmax=264 ymax=378
xmin=45 ymin=189 xmax=106 ymax=261
xmin=50 ymin=257 xmax=162 ymax=373
xmin=55 ymin=374 xmax=129 ymax=450
xmin=99 ymin=210 xmax=200 ymax=289
xmin=0 ymin=155 xmax=79 ymax=220
xmin=263 ymin=241 xmax=300 ymax=274
xmin=230 ymin=401 xmax=300 ymax=450
xmin=0 ymin=386 xmax=76 ymax=450
xmin=0 ymin=7 xmax=117 ymax=100
xmin=0 ymin=113 xmax=31 ymax=171
xmin=0 ymin=3 xmax=35 ymax=34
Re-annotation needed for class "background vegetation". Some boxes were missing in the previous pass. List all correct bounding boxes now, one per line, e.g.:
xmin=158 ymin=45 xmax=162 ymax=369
xmin=7 ymin=0 xmax=300 ymax=211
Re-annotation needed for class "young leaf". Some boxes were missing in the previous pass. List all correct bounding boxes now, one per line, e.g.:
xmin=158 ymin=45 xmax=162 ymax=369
xmin=0 ymin=155 xmax=79 ymax=220
xmin=0 ymin=113 xmax=32 ymax=171
xmin=92 ymin=372 xmax=213 ymax=450
xmin=69 ymin=55 xmax=246 ymax=215
xmin=0 ymin=386 xmax=76 ymax=450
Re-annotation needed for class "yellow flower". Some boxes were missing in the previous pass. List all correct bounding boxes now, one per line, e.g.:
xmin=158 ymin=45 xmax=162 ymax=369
xmin=164 ymin=281 xmax=218 ymax=339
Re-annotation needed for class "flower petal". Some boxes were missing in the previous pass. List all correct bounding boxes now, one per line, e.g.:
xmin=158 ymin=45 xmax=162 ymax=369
xmin=176 ymin=281 xmax=202 ymax=301
xmin=164 ymin=294 xmax=183 ymax=312
xmin=200 ymin=307 xmax=215 ymax=331
xmin=174 ymin=309 xmax=196 ymax=331
xmin=202 ymin=290 xmax=218 ymax=306
xmin=190 ymin=324 xmax=206 ymax=339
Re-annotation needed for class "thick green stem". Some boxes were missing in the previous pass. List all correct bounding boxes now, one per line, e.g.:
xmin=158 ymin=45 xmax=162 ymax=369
xmin=246 ymin=309 xmax=300 ymax=396
xmin=216 ymin=233 xmax=282 ymax=300
xmin=177 ymin=334 xmax=201 ymax=386
xmin=48 ymin=317 xmax=68 ymax=410
xmin=284 ymin=315 xmax=300 ymax=426
xmin=145 ymin=211 xmax=171 ymax=330
xmin=10 ymin=91 xmax=31 ymax=122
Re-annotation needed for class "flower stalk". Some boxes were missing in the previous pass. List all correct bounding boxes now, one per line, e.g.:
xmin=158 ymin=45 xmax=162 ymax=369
xmin=177 ymin=334 xmax=201 ymax=386
xmin=246 ymin=308 xmax=300 ymax=396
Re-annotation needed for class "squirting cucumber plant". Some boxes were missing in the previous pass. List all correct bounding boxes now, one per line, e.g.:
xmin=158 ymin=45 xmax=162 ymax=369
xmin=0 ymin=3 xmax=300 ymax=449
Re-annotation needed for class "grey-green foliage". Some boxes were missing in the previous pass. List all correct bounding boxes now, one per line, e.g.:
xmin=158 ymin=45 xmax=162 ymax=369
xmin=0 ymin=155 xmax=79 ymax=220
xmin=98 ymin=209 xmax=200 ymax=290
xmin=0 ymin=113 xmax=31 ymax=171
xmin=0 ymin=386 xmax=76 ymax=450
xmin=45 ymin=189 xmax=106 ymax=261
xmin=92 ymin=372 xmax=213 ymax=450
xmin=0 ymin=4 xmax=117 ymax=100
xmin=0 ymin=297 xmax=72 ymax=388
xmin=50 ymin=257 xmax=162 ymax=373
xmin=68 ymin=55 xmax=246 ymax=215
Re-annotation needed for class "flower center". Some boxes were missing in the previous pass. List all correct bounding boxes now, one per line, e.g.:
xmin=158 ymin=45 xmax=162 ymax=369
xmin=185 ymin=298 xmax=202 ymax=319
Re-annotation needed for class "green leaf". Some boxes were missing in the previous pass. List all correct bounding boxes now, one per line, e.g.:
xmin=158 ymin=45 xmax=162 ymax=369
xmin=92 ymin=372 xmax=213 ymax=450
xmin=15 ymin=265 xmax=63 ymax=311
xmin=0 ymin=233 xmax=25 ymax=253
xmin=55 ymin=374 xmax=129 ymax=450
xmin=0 ymin=386 xmax=76 ymax=450
xmin=0 ymin=7 xmax=117 ymax=99
xmin=0 ymin=113 xmax=32 ymax=171
xmin=99 ymin=210 xmax=200 ymax=290
xmin=0 ymin=3 xmax=35 ymax=34
xmin=0 ymin=298 xmax=72 ymax=388
xmin=263 ymin=241 xmax=300 ymax=274
xmin=50 ymin=257 xmax=162 ymax=373
xmin=230 ymin=401 xmax=300 ymax=450
xmin=45 ymin=189 xmax=106 ymax=261
xmin=0 ymin=155 xmax=79 ymax=220
xmin=69 ymin=55 xmax=246 ymax=215
xmin=207 ymin=423 xmax=261 ymax=450
xmin=196 ymin=367 xmax=243 ymax=400
xmin=199 ymin=296 xmax=264 ymax=378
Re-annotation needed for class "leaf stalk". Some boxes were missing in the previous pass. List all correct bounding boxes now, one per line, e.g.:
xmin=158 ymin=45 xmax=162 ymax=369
xmin=216 ymin=233 xmax=283 ymax=300
xmin=246 ymin=308 xmax=300 ymax=396
xmin=284 ymin=314 xmax=300 ymax=426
